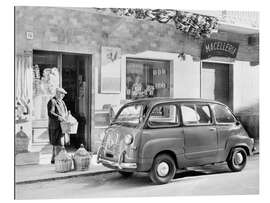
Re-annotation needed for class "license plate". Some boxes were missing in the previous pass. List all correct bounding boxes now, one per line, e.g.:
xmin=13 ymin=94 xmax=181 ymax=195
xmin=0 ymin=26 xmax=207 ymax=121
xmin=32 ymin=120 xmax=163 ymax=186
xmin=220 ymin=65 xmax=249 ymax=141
xmin=105 ymin=133 xmax=119 ymax=152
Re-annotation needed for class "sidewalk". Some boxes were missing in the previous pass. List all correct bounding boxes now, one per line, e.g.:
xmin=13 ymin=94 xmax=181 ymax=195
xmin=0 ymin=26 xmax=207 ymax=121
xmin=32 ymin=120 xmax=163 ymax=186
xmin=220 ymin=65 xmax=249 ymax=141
xmin=15 ymin=154 xmax=115 ymax=184
xmin=16 ymin=140 xmax=259 ymax=184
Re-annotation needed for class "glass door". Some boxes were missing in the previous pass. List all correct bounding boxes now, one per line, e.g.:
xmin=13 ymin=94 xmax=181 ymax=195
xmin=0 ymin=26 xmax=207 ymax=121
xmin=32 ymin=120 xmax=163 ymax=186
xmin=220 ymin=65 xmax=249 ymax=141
xmin=32 ymin=50 xmax=61 ymax=143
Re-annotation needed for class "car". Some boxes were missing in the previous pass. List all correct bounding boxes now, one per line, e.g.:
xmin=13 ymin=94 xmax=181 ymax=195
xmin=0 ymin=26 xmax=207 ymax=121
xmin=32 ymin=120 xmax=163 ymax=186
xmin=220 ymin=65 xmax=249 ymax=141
xmin=97 ymin=98 xmax=255 ymax=184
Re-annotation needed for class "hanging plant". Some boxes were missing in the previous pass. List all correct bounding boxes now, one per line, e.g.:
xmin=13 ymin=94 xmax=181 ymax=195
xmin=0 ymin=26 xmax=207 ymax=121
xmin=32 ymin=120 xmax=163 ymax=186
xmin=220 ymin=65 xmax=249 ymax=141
xmin=103 ymin=8 xmax=218 ymax=38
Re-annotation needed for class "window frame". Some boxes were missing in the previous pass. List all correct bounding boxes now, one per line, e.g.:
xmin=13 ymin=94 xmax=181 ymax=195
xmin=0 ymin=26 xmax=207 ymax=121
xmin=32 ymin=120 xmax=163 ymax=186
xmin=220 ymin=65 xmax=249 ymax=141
xmin=112 ymin=103 xmax=145 ymax=127
xmin=211 ymin=103 xmax=237 ymax=125
xmin=125 ymin=57 xmax=171 ymax=100
xmin=146 ymin=102 xmax=181 ymax=129
xmin=180 ymin=102 xmax=214 ymax=127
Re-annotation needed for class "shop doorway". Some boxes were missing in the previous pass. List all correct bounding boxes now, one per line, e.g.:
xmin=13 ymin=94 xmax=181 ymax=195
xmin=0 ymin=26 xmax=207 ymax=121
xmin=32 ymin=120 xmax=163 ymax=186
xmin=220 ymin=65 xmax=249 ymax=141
xmin=62 ymin=54 xmax=89 ymax=149
xmin=201 ymin=62 xmax=233 ymax=109
xmin=32 ymin=50 xmax=91 ymax=151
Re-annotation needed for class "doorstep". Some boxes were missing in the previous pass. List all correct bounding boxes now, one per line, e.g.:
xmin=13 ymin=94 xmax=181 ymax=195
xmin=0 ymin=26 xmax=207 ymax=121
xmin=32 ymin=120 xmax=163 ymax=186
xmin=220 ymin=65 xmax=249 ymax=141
xmin=15 ymin=155 xmax=115 ymax=184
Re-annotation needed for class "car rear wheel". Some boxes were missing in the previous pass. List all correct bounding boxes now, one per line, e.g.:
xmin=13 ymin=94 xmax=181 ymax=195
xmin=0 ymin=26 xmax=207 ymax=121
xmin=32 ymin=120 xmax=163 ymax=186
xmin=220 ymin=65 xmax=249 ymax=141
xmin=149 ymin=154 xmax=176 ymax=185
xmin=118 ymin=171 xmax=134 ymax=177
xmin=227 ymin=147 xmax=247 ymax=172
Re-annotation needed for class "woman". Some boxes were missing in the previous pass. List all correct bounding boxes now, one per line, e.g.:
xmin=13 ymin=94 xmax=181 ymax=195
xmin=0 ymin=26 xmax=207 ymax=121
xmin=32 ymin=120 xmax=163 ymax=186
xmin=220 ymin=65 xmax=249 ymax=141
xmin=47 ymin=87 xmax=68 ymax=164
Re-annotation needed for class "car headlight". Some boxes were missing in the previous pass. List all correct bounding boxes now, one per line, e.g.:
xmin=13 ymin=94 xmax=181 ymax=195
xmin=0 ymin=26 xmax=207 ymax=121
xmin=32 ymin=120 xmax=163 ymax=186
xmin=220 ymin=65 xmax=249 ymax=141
xmin=124 ymin=134 xmax=133 ymax=145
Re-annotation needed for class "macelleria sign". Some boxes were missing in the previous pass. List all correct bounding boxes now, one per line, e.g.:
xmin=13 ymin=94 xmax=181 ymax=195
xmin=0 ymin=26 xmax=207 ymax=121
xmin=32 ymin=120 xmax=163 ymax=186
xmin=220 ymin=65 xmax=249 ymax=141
xmin=201 ymin=39 xmax=239 ymax=60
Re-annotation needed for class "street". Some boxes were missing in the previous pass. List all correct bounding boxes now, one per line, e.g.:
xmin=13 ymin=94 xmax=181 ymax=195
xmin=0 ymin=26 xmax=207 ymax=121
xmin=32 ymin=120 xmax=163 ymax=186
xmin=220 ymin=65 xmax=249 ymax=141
xmin=16 ymin=155 xmax=259 ymax=199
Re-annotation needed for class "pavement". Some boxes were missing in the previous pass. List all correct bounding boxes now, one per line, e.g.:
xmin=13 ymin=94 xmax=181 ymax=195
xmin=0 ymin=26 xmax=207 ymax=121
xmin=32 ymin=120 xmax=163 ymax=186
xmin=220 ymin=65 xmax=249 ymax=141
xmin=15 ymin=140 xmax=259 ymax=184
xmin=15 ymin=154 xmax=115 ymax=184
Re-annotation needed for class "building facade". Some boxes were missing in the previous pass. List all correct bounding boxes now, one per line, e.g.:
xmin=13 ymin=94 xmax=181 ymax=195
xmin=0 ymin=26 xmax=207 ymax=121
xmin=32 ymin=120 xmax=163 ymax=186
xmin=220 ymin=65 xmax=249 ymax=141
xmin=15 ymin=7 xmax=259 ymax=155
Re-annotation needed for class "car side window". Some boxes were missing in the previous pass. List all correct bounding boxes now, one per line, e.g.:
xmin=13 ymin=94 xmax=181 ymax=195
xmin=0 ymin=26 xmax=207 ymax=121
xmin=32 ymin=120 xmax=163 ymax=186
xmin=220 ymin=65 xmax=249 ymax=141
xmin=181 ymin=104 xmax=212 ymax=125
xmin=148 ymin=104 xmax=180 ymax=128
xmin=213 ymin=104 xmax=235 ymax=123
xmin=181 ymin=104 xmax=198 ymax=125
xmin=196 ymin=104 xmax=212 ymax=124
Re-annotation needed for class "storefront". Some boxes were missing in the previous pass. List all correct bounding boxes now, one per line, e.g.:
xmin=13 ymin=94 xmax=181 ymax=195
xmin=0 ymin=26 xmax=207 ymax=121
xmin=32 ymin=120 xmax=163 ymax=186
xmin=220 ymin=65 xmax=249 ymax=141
xmin=15 ymin=7 xmax=259 ymax=157
xmin=31 ymin=50 xmax=91 ymax=148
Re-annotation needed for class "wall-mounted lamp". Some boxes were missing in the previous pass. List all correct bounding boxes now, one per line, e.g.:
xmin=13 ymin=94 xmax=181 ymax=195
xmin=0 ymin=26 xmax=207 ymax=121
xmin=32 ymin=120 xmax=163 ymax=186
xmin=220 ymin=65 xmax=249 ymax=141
xmin=178 ymin=52 xmax=186 ymax=61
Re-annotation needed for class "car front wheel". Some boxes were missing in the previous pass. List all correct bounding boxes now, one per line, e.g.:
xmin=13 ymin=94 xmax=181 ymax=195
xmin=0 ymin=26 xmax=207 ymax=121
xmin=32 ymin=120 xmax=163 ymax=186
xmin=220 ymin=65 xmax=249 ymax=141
xmin=227 ymin=147 xmax=247 ymax=172
xmin=149 ymin=154 xmax=176 ymax=185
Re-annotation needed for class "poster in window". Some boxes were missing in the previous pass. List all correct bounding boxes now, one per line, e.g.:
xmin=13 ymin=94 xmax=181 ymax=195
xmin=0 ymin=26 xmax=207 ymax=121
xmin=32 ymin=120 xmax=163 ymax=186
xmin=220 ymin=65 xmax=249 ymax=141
xmin=101 ymin=46 xmax=121 ymax=93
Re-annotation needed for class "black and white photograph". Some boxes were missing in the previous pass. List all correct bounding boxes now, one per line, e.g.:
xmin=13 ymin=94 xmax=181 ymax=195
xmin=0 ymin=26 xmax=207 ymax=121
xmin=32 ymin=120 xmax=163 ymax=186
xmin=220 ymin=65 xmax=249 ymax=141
xmin=7 ymin=0 xmax=265 ymax=201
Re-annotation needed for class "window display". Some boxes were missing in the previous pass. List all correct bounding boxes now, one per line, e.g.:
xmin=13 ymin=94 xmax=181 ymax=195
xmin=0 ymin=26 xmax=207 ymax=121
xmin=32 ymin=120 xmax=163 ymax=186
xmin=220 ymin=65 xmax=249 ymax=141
xmin=126 ymin=59 xmax=170 ymax=100
xmin=32 ymin=51 xmax=59 ymax=120
xmin=15 ymin=55 xmax=32 ymax=122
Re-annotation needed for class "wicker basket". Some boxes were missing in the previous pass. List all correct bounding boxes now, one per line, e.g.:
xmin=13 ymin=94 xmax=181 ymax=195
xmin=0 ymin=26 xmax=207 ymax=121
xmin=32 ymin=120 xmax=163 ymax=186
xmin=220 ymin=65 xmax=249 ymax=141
xmin=73 ymin=144 xmax=92 ymax=171
xmin=69 ymin=122 xmax=78 ymax=134
xmin=60 ymin=121 xmax=78 ymax=134
xmin=55 ymin=147 xmax=73 ymax=173
xmin=60 ymin=121 xmax=71 ymax=134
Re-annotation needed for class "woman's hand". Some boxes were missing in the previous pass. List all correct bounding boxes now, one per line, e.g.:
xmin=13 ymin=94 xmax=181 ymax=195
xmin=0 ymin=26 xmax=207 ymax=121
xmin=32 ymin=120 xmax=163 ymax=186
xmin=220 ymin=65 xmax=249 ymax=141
xmin=58 ymin=116 xmax=65 ymax=122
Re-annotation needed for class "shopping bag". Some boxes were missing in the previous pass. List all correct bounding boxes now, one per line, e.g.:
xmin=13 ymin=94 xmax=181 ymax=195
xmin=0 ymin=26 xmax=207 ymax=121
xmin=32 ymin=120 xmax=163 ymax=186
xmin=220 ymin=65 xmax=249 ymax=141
xmin=67 ymin=114 xmax=78 ymax=134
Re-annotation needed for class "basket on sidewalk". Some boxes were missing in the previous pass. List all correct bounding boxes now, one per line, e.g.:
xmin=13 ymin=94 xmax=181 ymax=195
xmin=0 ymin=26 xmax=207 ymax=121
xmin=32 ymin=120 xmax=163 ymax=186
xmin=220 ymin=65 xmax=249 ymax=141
xmin=73 ymin=144 xmax=92 ymax=171
xmin=55 ymin=146 xmax=73 ymax=173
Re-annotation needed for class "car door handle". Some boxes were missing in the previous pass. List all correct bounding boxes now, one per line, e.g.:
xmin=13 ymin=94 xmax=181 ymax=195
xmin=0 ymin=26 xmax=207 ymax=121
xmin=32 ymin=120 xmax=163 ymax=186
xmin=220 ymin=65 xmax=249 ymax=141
xmin=209 ymin=128 xmax=216 ymax=131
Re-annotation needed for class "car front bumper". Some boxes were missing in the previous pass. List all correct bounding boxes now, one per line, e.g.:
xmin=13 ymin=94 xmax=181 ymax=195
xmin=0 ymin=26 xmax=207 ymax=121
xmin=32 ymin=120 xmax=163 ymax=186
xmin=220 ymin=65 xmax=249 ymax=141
xmin=97 ymin=147 xmax=137 ymax=170
xmin=98 ymin=158 xmax=137 ymax=169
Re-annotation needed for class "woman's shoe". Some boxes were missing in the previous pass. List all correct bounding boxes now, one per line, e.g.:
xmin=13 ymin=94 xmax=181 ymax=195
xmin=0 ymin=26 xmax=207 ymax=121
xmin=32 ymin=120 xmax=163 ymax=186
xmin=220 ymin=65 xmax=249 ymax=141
xmin=51 ymin=160 xmax=55 ymax=164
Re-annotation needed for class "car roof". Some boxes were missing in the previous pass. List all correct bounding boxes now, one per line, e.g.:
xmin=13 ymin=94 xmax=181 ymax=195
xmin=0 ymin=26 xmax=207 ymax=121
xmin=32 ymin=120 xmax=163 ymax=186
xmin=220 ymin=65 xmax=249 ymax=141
xmin=125 ymin=97 xmax=226 ymax=106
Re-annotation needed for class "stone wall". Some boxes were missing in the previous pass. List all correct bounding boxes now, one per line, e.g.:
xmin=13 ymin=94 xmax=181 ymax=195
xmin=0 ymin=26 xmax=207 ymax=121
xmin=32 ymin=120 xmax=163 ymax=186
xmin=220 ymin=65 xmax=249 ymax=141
xmin=15 ymin=7 xmax=258 ymax=61
xmin=15 ymin=6 xmax=260 ymax=151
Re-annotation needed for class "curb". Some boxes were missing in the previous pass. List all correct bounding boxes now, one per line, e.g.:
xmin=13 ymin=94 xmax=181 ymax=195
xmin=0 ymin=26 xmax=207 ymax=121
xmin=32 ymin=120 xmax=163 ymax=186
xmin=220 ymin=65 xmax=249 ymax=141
xmin=16 ymin=151 xmax=259 ymax=185
xmin=16 ymin=169 xmax=116 ymax=185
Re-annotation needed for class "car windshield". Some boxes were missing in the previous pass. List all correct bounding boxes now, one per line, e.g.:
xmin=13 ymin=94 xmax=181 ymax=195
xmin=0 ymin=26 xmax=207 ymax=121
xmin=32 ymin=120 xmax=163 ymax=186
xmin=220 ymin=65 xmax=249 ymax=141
xmin=113 ymin=104 xmax=145 ymax=126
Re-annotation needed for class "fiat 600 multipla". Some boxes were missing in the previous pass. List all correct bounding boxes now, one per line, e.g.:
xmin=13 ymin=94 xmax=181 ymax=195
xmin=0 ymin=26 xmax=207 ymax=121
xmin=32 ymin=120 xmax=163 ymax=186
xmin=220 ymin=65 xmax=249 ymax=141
xmin=97 ymin=98 xmax=255 ymax=184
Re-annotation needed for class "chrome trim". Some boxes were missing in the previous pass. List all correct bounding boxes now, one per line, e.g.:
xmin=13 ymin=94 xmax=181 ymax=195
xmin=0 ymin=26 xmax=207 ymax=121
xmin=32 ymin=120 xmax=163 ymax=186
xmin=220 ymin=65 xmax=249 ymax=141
xmin=99 ymin=158 xmax=137 ymax=169
xmin=96 ymin=147 xmax=102 ymax=164
xmin=99 ymin=150 xmax=137 ymax=169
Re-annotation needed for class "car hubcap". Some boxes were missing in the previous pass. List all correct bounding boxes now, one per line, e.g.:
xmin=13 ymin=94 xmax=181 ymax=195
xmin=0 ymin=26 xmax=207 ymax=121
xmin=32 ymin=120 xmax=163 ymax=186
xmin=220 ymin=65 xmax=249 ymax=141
xmin=234 ymin=152 xmax=244 ymax=165
xmin=157 ymin=162 xmax=169 ymax=177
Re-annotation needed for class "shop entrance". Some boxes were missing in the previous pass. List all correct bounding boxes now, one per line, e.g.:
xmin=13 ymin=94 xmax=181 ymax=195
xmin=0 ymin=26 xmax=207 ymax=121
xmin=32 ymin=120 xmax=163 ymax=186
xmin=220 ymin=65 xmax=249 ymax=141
xmin=62 ymin=54 xmax=89 ymax=149
xmin=32 ymin=50 xmax=91 ymax=151
xmin=201 ymin=62 xmax=233 ymax=109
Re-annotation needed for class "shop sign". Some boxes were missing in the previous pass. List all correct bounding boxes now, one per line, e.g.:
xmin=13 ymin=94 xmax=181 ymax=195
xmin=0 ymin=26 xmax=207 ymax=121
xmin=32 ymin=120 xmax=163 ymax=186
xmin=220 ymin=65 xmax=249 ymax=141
xmin=101 ymin=46 xmax=121 ymax=93
xmin=201 ymin=39 xmax=239 ymax=60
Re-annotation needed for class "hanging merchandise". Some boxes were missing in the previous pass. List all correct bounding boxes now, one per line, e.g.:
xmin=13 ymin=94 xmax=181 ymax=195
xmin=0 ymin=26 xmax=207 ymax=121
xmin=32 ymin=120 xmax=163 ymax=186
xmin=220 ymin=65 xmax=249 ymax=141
xmin=96 ymin=8 xmax=218 ymax=38
xmin=15 ymin=55 xmax=32 ymax=122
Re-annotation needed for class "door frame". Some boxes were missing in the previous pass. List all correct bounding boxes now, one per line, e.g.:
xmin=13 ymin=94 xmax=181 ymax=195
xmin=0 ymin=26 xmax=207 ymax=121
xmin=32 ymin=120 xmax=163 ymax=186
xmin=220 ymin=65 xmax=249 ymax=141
xmin=180 ymin=102 xmax=218 ymax=163
xmin=200 ymin=60 xmax=234 ymax=110
xmin=32 ymin=50 xmax=93 ymax=150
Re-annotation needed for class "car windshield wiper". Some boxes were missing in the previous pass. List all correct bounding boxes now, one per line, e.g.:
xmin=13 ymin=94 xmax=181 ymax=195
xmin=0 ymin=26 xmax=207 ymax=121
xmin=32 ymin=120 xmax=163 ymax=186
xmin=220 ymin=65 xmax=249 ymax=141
xmin=111 ymin=121 xmax=138 ymax=127
xmin=111 ymin=121 xmax=123 ymax=125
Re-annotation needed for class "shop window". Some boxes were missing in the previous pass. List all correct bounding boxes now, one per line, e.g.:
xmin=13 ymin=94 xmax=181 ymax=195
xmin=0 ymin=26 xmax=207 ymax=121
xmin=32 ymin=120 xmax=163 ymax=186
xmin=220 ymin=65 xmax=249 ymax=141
xmin=126 ymin=58 xmax=170 ymax=100
xmin=32 ymin=50 xmax=60 ymax=120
